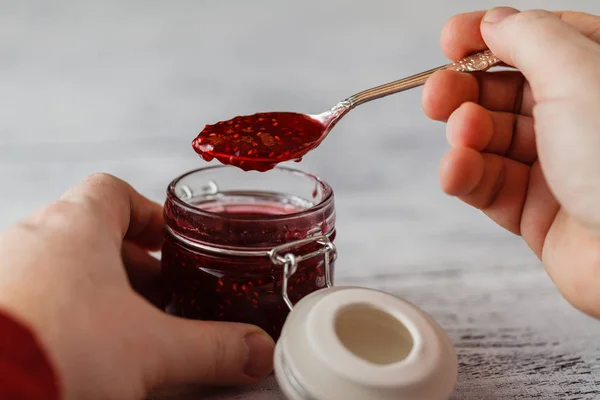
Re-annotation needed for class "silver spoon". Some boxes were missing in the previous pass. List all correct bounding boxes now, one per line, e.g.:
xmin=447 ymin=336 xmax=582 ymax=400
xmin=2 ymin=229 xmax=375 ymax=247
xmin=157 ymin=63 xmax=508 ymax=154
xmin=193 ymin=50 xmax=503 ymax=171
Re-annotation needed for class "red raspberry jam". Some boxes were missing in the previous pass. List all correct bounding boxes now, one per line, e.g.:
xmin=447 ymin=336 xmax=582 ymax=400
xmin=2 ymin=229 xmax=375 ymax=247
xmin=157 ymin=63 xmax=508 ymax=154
xmin=192 ymin=112 xmax=326 ymax=172
xmin=161 ymin=166 xmax=336 ymax=340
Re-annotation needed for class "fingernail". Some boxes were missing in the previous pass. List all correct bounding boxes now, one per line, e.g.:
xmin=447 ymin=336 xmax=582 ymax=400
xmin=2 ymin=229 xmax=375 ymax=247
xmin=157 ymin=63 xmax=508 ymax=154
xmin=483 ymin=7 xmax=519 ymax=24
xmin=244 ymin=332 xmax=275 ymax=378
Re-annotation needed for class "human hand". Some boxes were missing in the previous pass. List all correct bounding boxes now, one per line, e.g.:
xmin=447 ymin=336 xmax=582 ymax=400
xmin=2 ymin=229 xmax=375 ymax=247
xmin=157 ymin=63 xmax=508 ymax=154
xmin=0 ymin=173 xmax=274 ymax=399
xmin=422 ymin=8 xmax=600 ymax=318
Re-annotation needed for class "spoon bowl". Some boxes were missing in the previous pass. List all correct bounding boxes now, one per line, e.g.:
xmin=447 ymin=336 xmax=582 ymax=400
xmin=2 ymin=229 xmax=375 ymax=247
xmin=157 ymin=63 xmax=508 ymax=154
xmin=193 ymin=50 xmax=503 ymax=171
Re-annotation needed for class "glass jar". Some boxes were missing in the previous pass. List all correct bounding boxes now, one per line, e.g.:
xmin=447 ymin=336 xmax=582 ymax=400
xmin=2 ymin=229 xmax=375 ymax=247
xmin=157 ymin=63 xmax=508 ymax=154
xmin=160 ymin=165 xmax=336 ymax=340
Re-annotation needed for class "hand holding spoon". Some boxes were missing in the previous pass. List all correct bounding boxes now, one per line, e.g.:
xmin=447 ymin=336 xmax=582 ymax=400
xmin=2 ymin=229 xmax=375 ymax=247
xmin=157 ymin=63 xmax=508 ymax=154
xmin=193 ymin=50 xmax=503 ymax=172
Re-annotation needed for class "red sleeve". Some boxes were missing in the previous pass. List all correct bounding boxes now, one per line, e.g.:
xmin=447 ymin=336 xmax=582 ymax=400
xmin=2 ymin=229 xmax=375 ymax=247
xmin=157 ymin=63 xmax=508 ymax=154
xmin=0 ymin=309 xmax=60 ymax=400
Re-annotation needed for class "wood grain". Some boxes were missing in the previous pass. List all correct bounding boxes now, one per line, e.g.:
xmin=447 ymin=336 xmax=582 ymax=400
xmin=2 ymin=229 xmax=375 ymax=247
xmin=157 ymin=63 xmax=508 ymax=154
xmin=2 ymin=1 xmax=600 ymax=398
xmin=150 ymin=265 xmax=600 ymax=399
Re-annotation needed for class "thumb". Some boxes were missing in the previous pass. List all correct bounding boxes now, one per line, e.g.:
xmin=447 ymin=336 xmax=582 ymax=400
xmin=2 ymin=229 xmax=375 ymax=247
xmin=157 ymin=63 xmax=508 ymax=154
xmin=480 ymin=7 xmax=600 ymax=101
xmin=480 ymin=8 xmax=600 ymax=234
xmin=150 ymin=314 xmax=275 ymax=387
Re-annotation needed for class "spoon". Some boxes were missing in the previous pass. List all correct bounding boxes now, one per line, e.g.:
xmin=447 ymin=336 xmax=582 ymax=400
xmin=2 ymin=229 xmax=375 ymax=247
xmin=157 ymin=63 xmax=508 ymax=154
xmin=193 ymin=50 xmax=503 ymax=172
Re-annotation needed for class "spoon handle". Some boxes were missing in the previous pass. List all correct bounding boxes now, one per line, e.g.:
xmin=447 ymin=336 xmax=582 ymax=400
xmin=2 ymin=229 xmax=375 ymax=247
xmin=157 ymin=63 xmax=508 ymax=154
xmin=345 ymin=50 xmax=503 ymax=109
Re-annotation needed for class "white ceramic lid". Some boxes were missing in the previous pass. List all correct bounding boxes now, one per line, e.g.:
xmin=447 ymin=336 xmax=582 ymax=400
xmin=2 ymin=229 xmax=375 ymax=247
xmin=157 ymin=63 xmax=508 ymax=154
xmin=274 ymin=286 xmax=457 ymax=400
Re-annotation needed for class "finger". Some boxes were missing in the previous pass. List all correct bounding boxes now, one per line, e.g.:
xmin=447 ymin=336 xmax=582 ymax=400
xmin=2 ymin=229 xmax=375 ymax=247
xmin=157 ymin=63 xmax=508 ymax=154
xmin=481 ymin=9 xmax=600 ymax=233
xmin=474 ymin=71 xmax=527 ymax=115
xmin=557 ymin=11 xmax=600 ymax=43
xmin=439 ymin=147 xmax=484 ymax=197
xmin=440 ymin=149 xmax=530 ymax=234
xmin=151 ymin=315 xmax=274 ymax=386
xmin=481 ymin=8 xmax=600 ymax=100
xmin=121 ymin=242 xmax=166 ymax=308
xmin=440 ymin=11 xmax=487 ymax=60
xmin=422 ymin=70 xmax=478 ymax=121
xmin=61 ymin=173 xmax=164 ymax=251
xmin=447 ymin=102 xmax=536 ymax=164
xmin=422 ymin=68 xmax=530 ymax=119
xmin=439 ymin=9 xmax=599 ymax=114
xmin=520 ymin=162 xmax=560 ymax=257
xmin=441 ymin=10 xmax=600 ymax=60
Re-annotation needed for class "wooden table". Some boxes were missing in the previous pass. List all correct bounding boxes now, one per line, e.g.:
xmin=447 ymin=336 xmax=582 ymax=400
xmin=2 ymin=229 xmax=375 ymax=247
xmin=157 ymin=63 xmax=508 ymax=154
xmin=2 ymin=1 xmax=600 ymax=398
xmin=150 ymin=265 xmax=600 ymax=399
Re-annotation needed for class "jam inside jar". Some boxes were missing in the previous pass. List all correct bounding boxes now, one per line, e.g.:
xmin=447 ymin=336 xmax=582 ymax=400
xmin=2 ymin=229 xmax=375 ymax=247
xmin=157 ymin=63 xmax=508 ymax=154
xmin=161 ymin=165 xmax=336 ymax=340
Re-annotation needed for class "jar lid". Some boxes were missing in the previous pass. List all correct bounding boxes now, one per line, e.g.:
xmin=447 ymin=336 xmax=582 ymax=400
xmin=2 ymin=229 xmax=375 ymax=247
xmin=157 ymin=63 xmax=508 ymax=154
xmin=274 ymin=287 xmax=457 ymax=400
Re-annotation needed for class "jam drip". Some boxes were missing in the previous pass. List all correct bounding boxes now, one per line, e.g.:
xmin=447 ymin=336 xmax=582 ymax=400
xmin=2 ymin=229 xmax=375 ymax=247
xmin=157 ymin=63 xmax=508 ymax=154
xmin=192 ymin=112 xmax=326 ymax=172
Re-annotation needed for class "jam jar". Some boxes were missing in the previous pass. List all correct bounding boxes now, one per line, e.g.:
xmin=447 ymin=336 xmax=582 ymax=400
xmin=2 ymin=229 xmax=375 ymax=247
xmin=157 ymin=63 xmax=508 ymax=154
xmin=161 ymin=165 xmax=336 ymax=340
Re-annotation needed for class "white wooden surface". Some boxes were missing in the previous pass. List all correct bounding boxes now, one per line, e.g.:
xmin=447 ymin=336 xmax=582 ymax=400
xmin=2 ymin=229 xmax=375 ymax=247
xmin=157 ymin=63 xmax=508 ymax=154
xmin=2 ymin=1 xmax=600 ymax=399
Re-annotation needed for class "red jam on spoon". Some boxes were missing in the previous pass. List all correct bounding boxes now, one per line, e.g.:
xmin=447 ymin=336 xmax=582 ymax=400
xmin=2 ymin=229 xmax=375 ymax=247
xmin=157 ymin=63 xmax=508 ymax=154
xmin=192 ymin=112 xmax=327 ymax=172
xmin=192 ymin=51 xmax=504 ymax=172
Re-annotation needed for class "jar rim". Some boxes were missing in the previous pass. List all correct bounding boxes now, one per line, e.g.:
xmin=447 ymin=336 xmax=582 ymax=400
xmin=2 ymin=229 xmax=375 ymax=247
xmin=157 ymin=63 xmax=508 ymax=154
xmin=166 ymin=165 xmax=334 ymax=222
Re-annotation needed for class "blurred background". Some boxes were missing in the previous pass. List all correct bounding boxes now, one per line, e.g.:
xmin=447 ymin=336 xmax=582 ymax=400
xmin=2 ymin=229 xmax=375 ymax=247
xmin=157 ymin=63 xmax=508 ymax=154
xmin=4 ymin=1 xmax=600 ymax=398
xmin=2 ymin=0 xmax=599 ymax=279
